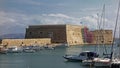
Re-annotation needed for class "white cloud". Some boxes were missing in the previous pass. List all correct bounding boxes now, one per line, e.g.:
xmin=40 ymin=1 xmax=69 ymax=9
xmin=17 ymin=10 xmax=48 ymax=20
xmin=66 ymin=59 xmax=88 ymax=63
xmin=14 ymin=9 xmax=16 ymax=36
xmin=48 ymin=14 xmax=71 ymax=19
xmin=79 ymin=14 xmax=98 ymax=30
xmin=12 ymin=0 xmax=43 ymax=6
xmin=0 ymin=11 xmax=115 ymax=35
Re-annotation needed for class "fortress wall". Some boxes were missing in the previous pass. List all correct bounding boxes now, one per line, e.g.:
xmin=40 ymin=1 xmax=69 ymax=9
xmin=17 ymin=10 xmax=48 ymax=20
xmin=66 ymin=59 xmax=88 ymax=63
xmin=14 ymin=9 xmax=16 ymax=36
xmin=66 ymin=25 xmax=84 ymax=45
xmin=1 ymin=38 xmax=51 ymax=47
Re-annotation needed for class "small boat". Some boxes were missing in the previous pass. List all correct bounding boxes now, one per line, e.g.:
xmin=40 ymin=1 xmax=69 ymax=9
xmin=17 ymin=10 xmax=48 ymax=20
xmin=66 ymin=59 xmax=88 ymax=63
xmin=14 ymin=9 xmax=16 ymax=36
xmin=93 ymin=58 xmax=120 ymax=68
xmin=82 ymin=59 xmax=94 ymax=66
xmin=63 ymin=51 xmax=99 ymax=62
xmin=7 ymin=46 xmax=23 ymax=53
xmin=111 ymin=59 xmax=120 ymax=68
xmin=22 ymin=46 xmax=36 ymax=53
xmin=82 ymin=53 xmax=111 ymax=66
xmin=23 ymin=49 xmax=36 ymax=53
xmin=55 ymin=43 xmax=69 ymax=48
xmin=93 ymin=58 xmax=111 ymax=67
xmin=28 ymin=45 xmax=41 ymax=51
xmin=93 ymin=0 xmax=120 ymax=68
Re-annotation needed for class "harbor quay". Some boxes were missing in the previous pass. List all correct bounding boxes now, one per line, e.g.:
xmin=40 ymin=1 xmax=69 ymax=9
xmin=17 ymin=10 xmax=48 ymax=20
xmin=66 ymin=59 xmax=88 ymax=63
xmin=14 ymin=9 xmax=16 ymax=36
xmin=1 ymin=38 xmax=51 ymax=48
xmin=0 ymin=24 xmax=113 ymax=47
xmin=0 ymin=24 xmax=116 ymax=68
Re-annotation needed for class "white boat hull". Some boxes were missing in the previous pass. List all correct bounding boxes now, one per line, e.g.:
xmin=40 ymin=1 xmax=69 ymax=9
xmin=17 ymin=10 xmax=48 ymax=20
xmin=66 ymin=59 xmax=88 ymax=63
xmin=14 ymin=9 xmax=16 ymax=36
xmin=82 ymin=60 xmax=94 ymax=66
xmin=94 ymin=58 xmax=110 ymax=67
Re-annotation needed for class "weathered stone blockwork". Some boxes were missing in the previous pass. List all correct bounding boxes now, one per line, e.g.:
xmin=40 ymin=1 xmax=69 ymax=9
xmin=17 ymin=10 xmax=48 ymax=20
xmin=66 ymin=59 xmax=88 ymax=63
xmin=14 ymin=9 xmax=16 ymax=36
xmin=1 ymin=25 xmax=113 ymax=47
xmin=25 ymin=24 xmax=84 ymax=45
xmin=91 ymin=30 xmax=113 ymax=44
xmin=66 ymin=25 xmax=84 ymax=45
xmin=1 ymin=38 xmax=51 ymax=47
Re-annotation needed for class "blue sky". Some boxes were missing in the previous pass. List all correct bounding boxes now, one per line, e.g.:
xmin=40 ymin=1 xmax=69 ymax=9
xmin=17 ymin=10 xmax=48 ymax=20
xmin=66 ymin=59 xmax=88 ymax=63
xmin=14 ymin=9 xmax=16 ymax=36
xmin=0 ymin=0 xmax=120 ymax=36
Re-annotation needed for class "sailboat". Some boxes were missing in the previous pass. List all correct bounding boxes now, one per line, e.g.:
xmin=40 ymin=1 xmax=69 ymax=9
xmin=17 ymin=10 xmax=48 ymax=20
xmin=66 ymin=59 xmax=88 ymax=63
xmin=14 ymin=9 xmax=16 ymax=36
xmin=82 ymin=4 xmax=109 ymax=66
xmin=82 ymin=0 xmax=120 ymax=67
xmin=63 ymin=51 xmax=98 ymax=62
xmin=94 ymin=0 xmax=120 ymax=68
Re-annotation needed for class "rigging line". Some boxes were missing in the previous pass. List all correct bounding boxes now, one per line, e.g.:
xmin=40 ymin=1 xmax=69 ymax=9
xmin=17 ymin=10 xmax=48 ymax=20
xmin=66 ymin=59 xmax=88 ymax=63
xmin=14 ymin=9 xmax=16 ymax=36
xmin=96 ymin=12 xmax=104 ymax=55
xmin=102 ymin=4 xmax=108 ymax=55
xmin=103 ymin=4 xmax=105 ymax=29
xmin=94 ymin=13 xmax=100 ymax=52
xmin=99 ymin=4 xmax=108 ymax=55
xmin=110 ymin=0 xmax=120 ymax=60
xmin=99 ymin=4 xmax=105 ymax=29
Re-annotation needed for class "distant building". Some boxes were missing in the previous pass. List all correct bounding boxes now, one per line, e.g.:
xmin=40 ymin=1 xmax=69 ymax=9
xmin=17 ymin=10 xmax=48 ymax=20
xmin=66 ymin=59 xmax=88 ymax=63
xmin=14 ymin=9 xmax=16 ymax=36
xmin=81 ymin=27 xmax=94 ymax=43
xmin=0 ymin=24 xmax=113 ymax=46
xmin=25 ymin=24 xmax=84 ymax=45
xmin=91 ymin=30 xmax=113 ymax=44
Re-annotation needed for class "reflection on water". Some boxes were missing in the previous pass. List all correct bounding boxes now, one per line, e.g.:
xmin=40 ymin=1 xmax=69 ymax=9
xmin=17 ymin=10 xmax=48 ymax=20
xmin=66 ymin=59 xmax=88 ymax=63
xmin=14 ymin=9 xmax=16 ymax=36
xmin=0 ymin=45 xmax=119 ymax=68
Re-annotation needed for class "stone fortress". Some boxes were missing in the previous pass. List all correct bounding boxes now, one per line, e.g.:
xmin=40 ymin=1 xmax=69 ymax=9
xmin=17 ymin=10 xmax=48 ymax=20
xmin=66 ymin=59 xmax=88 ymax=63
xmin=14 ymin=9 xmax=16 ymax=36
xmin=25 ymin=24 xmax=84 ymax=45
xmin=1 ymin=24 xmax=113 ymax=47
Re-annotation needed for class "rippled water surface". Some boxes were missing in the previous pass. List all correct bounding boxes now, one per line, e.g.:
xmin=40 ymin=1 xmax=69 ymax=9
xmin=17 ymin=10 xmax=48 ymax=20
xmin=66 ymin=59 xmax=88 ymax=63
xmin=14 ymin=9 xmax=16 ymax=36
xmin=0 ymin=45 xmax=118 ymax=68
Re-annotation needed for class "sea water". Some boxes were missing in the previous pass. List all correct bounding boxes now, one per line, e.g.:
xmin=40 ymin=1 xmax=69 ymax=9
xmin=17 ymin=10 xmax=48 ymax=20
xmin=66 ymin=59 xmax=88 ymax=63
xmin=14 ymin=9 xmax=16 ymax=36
xmin=0 ymin=45 xmax=118 ymax=68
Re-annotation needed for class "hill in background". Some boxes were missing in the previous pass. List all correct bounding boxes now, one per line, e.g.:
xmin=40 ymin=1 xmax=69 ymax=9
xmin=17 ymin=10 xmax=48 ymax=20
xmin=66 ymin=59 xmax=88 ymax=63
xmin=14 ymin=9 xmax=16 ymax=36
xmin=0 ymin=33 xmax=25 ymax=39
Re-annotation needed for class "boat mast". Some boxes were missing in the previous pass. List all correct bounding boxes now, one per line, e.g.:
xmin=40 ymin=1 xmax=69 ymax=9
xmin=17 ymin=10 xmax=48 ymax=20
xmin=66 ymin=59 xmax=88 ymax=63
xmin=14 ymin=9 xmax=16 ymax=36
xmin=102 ymin=4 xmax=108 ymax=55
xmin=99 ymin=4 xmax=108 ymax=55
xmin=95 ymin=13 xmax=100 ymax=53
xmin=119 ymin=26 xmax=120 ymax=58
xmin=110 ymin=0 xmax=120 ymax=61
xmin=119 ymin=26 xmax=120 ymax=45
